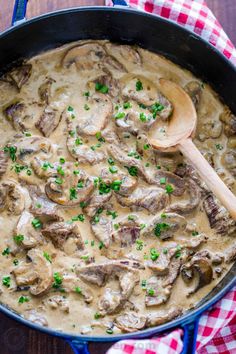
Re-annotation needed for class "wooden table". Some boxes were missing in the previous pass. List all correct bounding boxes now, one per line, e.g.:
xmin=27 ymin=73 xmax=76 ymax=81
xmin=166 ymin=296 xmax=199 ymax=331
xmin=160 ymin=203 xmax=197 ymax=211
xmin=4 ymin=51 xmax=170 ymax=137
xmin=0 ymin=1 xmax=235 ymax=353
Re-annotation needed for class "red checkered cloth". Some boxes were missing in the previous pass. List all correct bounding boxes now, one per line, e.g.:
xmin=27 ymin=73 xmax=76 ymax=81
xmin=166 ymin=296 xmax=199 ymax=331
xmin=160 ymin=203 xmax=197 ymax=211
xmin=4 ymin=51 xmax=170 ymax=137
xmin=105 ymin=1 xmax=236 ymax=353
xmin=106 ymin=0 xmax=236 ymax=65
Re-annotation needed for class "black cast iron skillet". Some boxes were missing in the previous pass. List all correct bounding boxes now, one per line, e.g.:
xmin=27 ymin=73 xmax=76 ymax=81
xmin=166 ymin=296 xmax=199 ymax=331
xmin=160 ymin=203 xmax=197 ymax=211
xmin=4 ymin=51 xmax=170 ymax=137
xmin=0 ymin=1 xmax=235 ymax=353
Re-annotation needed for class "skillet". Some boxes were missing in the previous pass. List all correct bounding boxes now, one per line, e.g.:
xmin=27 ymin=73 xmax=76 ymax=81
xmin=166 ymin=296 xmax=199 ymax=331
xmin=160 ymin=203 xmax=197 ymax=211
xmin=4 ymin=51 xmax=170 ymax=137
xmin=0 ymin=0 xmax=236 ymax=353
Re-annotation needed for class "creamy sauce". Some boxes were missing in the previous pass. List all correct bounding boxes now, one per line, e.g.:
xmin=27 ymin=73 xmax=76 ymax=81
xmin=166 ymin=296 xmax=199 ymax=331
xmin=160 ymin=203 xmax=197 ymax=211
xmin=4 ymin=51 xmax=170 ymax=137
xmin=0 ymin=40 xmax=235 ymax=336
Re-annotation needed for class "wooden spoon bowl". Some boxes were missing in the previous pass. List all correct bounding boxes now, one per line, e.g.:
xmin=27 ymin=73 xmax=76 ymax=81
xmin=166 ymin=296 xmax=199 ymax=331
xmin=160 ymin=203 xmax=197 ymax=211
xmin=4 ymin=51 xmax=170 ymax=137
xmin=149 ymin=79 xmax=236 ymax=220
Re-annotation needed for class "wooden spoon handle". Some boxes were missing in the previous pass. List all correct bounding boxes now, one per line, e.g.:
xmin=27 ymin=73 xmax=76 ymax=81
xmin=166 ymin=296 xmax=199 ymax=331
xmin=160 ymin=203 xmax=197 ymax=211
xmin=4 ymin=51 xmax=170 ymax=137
xmin=178 ymin=138 xmax=236 ymax=220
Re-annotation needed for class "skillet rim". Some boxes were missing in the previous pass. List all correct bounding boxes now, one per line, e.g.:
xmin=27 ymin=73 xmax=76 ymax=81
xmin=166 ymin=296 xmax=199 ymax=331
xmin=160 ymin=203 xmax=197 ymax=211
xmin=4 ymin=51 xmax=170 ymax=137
xmin=0 ymin=5 xmax=235 ymax=342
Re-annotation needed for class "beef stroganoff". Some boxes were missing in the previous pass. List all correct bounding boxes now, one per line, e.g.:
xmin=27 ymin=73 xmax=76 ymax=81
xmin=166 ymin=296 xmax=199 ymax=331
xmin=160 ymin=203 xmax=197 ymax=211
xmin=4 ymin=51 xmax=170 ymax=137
xmin=0 ymin=40 xmax=235 ymax=334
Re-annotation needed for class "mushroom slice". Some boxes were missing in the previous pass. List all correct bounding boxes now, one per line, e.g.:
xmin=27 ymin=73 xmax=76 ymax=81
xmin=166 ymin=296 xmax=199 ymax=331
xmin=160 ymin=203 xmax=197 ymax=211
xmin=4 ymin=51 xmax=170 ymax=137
xmin=181 ymin=254 xmax=213 ymax=295
xmin=145 ymin=276 xmax=172 ymax=307
xmin=29 ymin=186 xmax=63 ymax=223
xmin=13 ymin=248 xmax=53 ymax=296
xmin=115 ymin=110 xmax=156 ymax=136
xmin=75 ymin=93 xmax=113 ymax=136
xmin=3 ymin=101 xmax=27 ymax=131
xmin=14 ymin=211 xmax=43 ymax=249
xmin=10 ymin=135 xmax=53 ymax=163
xmin=67 ymin=121 xmax=106 ymax=164
xmin=142 ymin=213 xmax=187 ymax=240
xmin=98 ymin=288 xmax=123 ymax=315
xmin=0 ymin=181 xmax=25 ymax=215
xmin=167 ymin=178 xmax=201 ymax=214
xmin=150 ymin=170 xmax=186 ymax=197
xmin=91 ymin=216 xmax=113 ymax=248
xmin=45 ymin=166 xmax=94 ymax=206
xmin=184 ymin=81 xmax=203 ymax=109
xmin=114 ymin=312 xmax=146 ymax=333
xmin=105 ymin=43 xmax=142 ymax=66
xmin=31 ymin=157 xmax=58 ymax=179
xmin=116 ymin=186 xmax=168 ymax=214
xmin=42 ymin=222 xmax=84 ymax=254
xmin=121 ymin=74 xmax=173 ymax=119
xmin=7 ymin=64 xmax=32 ymax=89
xmin=146 ymin=308 xmax=182 ymax=327
xmin=0 ymin=151 xmax=8 ymax=177
xmin=38 ymin=78 xmax=55 ymax=104
xmin=62 ymin=42 xmax=107 ymax=70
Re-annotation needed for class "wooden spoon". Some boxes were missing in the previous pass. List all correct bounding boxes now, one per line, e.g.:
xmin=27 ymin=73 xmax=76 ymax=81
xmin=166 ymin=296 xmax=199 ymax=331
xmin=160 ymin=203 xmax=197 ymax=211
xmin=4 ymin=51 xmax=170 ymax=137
xmin=149 ymin=78 xmax=236 ymax=220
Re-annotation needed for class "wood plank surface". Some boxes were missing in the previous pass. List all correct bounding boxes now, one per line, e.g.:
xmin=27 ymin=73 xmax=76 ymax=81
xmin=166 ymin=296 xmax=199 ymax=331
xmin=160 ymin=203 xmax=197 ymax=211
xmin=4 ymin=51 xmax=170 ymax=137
xmin=0 ymin=1 xmax=235 ymax=354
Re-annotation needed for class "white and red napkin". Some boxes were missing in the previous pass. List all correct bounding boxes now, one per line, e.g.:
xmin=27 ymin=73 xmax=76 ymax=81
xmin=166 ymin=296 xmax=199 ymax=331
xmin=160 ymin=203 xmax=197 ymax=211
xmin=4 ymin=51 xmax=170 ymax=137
xmin=105 ymin=1 xmax=236 ymax=353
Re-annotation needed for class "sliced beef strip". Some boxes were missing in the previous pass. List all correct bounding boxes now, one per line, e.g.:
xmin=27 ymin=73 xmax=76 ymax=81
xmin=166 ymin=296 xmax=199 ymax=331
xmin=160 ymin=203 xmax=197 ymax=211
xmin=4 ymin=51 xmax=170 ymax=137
xmin=15 ymin=210 xmax=43 ymax=249
xmin=121 ymin=75 xmax=173 ymax=120
xmin=38 ymin=78 xmax=55 ymax=104
xmin=142 ymin=212 xmax=187 ymax=240
xmin=107 ymin=143 xmax=147 ymax=181
xmin=91 ymin=216 xmax=113 ymax=248
xmin=42 ymin=222 xmax=84 ymax=252
xmin=100 ymin=168 xmax=138 ymax=196
xmin=92 ymin=72 xmax=120 ymax=98
xmin=116 ymin=186 xmax=168 ymax=214
xmin=74 ymin=93 xmax=113 ymax=136
xmin=203 ymin=194 xmax=236 ymax=235
xmin=76 ymin=260 xmax=144 ymax=287
xmin=84 ymin=190 xmax=112 ymax=217
xmin=167 ymin=178 xmax=201 ymax=214
xmin=3 ymin=102 xmax=27 ymax=131
xmin=0 ymin=151 xmax=8 ymax=177
xmin=0 ymin=181 xmax=25 ymax=215
xmin=112 ymin=217 xmax=141 ymax=247
xmin=115 ymin=110 xmax=156 ymax=136
xmin=35 ymin=107 xmax=62 ymax=137
xmin=5 ymin=64 xmax=32 ymax=90
xmin=145 ymin=276 xmax=172 ymax=306
xmin=98 ymin=270 xmax=139 ymax=315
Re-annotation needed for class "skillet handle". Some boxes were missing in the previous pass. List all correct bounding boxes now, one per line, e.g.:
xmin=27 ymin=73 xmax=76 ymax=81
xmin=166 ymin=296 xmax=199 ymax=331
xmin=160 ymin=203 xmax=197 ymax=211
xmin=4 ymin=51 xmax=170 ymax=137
xmin=112 ymin=0 xmax=128 ymax=6
xmin=12 ymin=0 xmax=28 ymax=26
xmin=67 ymin=340 xmax=90 ymax=354
xmin=181 ymin=317 xmax=200 ymax=354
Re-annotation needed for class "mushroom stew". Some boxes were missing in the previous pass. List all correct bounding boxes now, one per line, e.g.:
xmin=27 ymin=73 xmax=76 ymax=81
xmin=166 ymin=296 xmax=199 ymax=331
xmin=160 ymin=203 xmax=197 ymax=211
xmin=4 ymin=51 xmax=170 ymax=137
xmin=0 ymin=40 xmax=235 ymax=335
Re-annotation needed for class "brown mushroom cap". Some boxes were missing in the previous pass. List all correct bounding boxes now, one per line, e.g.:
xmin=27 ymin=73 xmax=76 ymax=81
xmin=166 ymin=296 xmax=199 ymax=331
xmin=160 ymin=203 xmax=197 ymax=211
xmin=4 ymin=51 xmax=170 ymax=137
xmin=181 ymin=256 xmax=213 ymax=295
